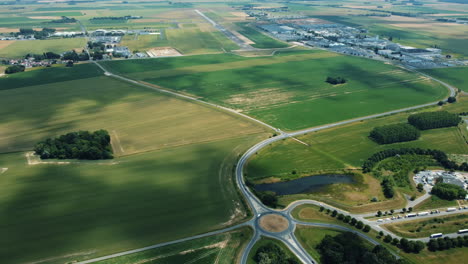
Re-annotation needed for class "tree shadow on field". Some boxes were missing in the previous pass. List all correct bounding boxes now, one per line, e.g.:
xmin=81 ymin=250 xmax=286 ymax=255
xmin=0 ymin=143 xmax=237 ymax=264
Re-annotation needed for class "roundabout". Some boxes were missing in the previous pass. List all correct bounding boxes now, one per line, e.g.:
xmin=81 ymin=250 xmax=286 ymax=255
xmin=258 ymin=213 xmax=290 ymax=233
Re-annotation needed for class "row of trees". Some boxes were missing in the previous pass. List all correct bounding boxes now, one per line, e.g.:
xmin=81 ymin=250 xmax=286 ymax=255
xmin=319 ymin=206 xmax=371 ymax=232
xmin=381 ymin=235 xmax=425 ymax=254
xmin=49 ymin=16 xmax=77 ymax=23
xmin=369 ymin=123 xmax=420 ymax=144
xmin=63 ymin=50 xmax=90 ymax=61
xmin=254 ymin=242 xmax=299 ymax=264
xmin=362 ymin=148 xmax=468 ymax=173
xmin=25 ymin=51 xmax=61 ymax=61
xmin=316 ymin=232 xmax=405 ymax=264
xmin=431 ymin=183 xmax=467 ymax=200
xmin=34 ymin=130 xmax=113 ymax=160
xmin=408 ymin=111 xmax=461 ymax=130
xmin=325 ymin=76 xmax=347 ymax=85
xmin=427 ymin=236 xmax=468 ymax=251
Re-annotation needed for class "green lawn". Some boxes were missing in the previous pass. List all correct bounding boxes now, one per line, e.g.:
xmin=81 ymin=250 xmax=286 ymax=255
xmin=423 ymin=66 xmax=468 ymax=92
xmin=0 ymin=135 xmax=260 ymax=264
xmin=0 ymin=38 xmax=86 ymax=58
xmin=234 ymin=22 xmax=289 ymax=49
xmin=414 ymin=196 xmax=458 ymax=211
xmin=97 ymin=227 xmax=252 ymax=264
xmin=102 ymin=51 xmax=448 ymax=131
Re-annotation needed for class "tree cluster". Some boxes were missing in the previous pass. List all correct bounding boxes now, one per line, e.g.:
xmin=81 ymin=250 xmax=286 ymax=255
xmin=34 ymin=130 xmax=113 ymax=160
xmin=431 ymin=183 xmax=467 ymax=200
xmin=381 ymin=177 xmax=395 ymax=198
xmin=408 ymin=111 xmax=461 ymax=130
xmin=49 ymin=16 xmax=77 ymax=23
xmin=362 ymin=148 xmax=468 ymax=173
xmin=428 ymin=236 xmax=468 ymax=251
xmin=90 ymin=15 xmax=142 ymax=20
xmin=317 ymin=232 xmax=406 ymax=264
xmin=254 ymin=242 xmax=299 ymax=264
xmin=325 ymin=76 xmax=346 ymax=85
xmin=16 ymin=28 xmax=56 ymax=40
xmin=383 ymin=237 xmax=425 ymax=253
xmin=63 ymin=50 xmax=89 ymax=61
xmin=5 ymin=65 xmax=25 ymax=74
xmin=25 ymin=51 xmax=61 ymax=61
xmin=369 ymin=123 xmax=420 ymax=144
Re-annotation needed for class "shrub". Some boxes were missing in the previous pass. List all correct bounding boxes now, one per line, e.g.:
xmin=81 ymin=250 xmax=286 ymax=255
xmin=326 ymin=76 xmax=346 ymax=85
xmin=408 ymin=111 xmax=461 ymax=130
xmin=369 ymin=123 xmax=420 ymax=144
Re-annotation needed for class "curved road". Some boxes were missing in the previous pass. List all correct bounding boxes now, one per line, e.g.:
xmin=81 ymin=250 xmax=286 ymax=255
xmin=76 ymin=57 xmax=461 ymax=264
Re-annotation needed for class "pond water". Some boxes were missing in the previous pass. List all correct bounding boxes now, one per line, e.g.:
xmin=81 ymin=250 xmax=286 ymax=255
xmin=254 ymin=174 xmax=355 ymax=195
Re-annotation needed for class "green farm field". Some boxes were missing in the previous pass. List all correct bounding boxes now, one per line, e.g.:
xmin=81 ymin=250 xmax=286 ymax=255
xmin=96 ymin=227 xmax=252 ymax=264
xmin=246 ymin=97 xmax=468 ymax=182
xmin=0 ymin=38 xmax=86 ymax=58
xmin=423 ymin=66 xmax=468 ymax=92
xmin=0 ymin=135 xmax=260 ymax=264
xmin=0 ymin=71 xmax=267 ymax=155
xmin=102 ymin=50 xmax=448 ymax=131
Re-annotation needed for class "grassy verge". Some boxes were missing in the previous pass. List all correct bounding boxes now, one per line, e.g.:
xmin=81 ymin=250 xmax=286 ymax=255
xmin=414 ymin=196 xmax=459 ymax=211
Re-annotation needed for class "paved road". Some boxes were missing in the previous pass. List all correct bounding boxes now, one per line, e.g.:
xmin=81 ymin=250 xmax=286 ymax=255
xmin=78 ymin=54 xmax=462 ymax=263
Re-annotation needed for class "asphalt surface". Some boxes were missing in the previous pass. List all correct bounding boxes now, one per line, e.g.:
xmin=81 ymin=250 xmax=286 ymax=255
xmin=76 ymin=50 xmax=464 ymax=263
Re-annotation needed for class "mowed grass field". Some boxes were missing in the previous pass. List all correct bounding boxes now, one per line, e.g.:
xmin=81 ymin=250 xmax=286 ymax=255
xmin=423 ymin=66 xmax=468 ymax=92
xmin=246 ymin=97 xmax=468 ymax=182
xmin=101 ymin=50 xmax=448 ymax=131
xmin=0 ymin=66 xmax=267 ymax=155
xmin=0 ymin=38 xmax=86 ymax=58
xmin=97 ymin=227 xmax=252 ymax=264
xmin=0 ymin=63 xmax=269 ymax=263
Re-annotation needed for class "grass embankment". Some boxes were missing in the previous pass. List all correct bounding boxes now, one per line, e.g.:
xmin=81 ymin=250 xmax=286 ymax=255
xmin=292 ymin=204 xmax=468 ymax=264
xmin=0 ymin=38 xmax=86 ymax=58
xmin=414 ymin=196 xmax=458 ymax=211
xmin=96 ymin=227 xmax=253 ymax=264
xmin=234 ymin=22 xmax=289 ymax=49
xmin=246 ymin=97 xmax=468 ymax=210
xmin=102 ymin=50 xmax=448 ymax=131
xmin=295 ymin=227 xmax=343 ymax=261
xmin=423 ymin=66 xmax=468 ymax=92
xmin=247 ymin=237 xmax=299 ymax=264
xmin=383 ymin=213 xmax=468 ymax=238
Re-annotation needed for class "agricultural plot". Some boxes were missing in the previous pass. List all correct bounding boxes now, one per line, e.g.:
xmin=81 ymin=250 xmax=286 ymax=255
xmin=423 ymin=66 xmax=468 ymax=92
xmin=0 ymin=38 xmax=86 ymax=58
xmin=0 ymin=73 xmax=267 ymax=154
xmin=0 ymin=63 xmax=268 ymax=263
xmin=0 ymin=136 xmax=259 ymax=264
xmin=97 ymin=228 xmax=252 ymax=264
xmin=104 ymin=50 xmax=448 ymax=130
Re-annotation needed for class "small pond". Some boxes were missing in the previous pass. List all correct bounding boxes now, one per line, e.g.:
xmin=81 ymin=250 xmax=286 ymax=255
xmin=254 ymin=174 xmax=355 ymax=195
